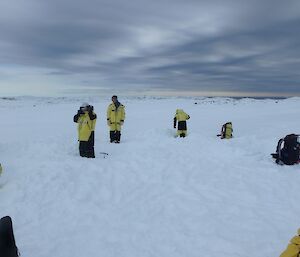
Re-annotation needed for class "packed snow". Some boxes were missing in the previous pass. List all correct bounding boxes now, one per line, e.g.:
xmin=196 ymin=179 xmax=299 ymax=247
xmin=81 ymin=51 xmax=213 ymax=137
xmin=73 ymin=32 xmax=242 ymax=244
xmin=0 ymin=96 xmax=300 ymax=257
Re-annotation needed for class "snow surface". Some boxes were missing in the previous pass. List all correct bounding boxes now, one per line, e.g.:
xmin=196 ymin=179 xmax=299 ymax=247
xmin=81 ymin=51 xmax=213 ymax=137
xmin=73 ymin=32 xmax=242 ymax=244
xmin=0 ymin=96 xmax=300 ymax=257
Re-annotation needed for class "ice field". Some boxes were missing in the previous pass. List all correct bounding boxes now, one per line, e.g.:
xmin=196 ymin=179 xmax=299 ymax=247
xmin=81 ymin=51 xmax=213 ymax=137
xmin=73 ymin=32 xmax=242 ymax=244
xmin=0 ymin=96 xmax=300 ymax=257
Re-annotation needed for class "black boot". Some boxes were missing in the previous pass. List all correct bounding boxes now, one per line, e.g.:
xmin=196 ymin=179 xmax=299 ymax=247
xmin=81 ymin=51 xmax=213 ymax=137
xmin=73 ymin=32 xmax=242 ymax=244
xmin=110 ymin=131 xmax=116 ymax=143
xmin=115 ymin=131 xmax=121 ymax=143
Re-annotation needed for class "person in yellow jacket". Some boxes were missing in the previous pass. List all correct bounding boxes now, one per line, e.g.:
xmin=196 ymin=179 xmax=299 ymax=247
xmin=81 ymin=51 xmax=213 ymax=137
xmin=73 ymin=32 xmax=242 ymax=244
xmin=280 ymin=229 xmax=300 ymax=257
xmin=107 ymin=95 xmax=125 ymax=143
xmin=73 ymin=103 xmax=97 ymax=158
xmin=174 ymin=109 xmax=190 ymax=138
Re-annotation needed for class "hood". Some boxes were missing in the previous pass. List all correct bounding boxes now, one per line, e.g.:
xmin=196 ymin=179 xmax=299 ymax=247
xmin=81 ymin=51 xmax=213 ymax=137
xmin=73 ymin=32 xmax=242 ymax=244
xmin=176 ymin=109 xmax=184 ymax=114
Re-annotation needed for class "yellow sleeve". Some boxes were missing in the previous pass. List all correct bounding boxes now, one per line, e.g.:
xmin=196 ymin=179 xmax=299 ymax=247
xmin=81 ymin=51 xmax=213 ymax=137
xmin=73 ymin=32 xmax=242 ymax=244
xmin=107 ymin=105 xmax=111 ymax=120
xmin=121 ymin=106 xmax=126 ymax=121
xmin=91 ymin=116 xmax=97 ymax=131
xmin=280 ymin=244 xmax=300 ymax=257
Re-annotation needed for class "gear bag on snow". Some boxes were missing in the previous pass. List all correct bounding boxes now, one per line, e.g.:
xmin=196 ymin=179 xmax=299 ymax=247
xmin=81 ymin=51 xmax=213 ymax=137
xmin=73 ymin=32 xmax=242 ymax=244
xmin=271 ymin=134 xmax=300 ymax=165
xmin=0 ymin=216 xmax=19 ymax=257
xmin=217 ymin=122 xmax=233 ymax=139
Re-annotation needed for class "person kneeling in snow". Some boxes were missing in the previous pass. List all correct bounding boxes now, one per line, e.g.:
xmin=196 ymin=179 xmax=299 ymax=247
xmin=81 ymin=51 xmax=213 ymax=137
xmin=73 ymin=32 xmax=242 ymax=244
xmin=218 ymin=122 xmax=233 ymax=139
xmin=73 ymin=103 xmax=97 ymax=158
xmin=174 ymin=109 xmax=190 ymax=138
xmin=280 ymin=229 xmax=300 ymax=257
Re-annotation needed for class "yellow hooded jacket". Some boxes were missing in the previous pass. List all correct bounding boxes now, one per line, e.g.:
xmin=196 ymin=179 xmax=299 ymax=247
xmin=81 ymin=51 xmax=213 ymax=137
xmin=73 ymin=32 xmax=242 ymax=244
xmin=280 ymin=232 xmax=300 ymax=257
xmin=107 ymin=103 xmax=125 ymax=131
xmin=174 ymin=109 xmax=190 ymax=136
xmin=76 ymin=112 xmax=97 ymax=141
xmin=175 ymin=109 xmax=190 ymax=122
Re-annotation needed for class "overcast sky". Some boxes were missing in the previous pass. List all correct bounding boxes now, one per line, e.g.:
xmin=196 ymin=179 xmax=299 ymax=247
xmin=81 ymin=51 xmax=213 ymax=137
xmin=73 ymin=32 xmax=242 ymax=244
xmin=0 ymin=0 xmax=300 ymax=96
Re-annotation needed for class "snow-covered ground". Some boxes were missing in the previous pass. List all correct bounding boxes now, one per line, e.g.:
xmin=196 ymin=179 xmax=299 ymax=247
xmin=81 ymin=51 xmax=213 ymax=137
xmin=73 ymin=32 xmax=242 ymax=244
xmin=0 ymin=96 xmax=299 ymax=257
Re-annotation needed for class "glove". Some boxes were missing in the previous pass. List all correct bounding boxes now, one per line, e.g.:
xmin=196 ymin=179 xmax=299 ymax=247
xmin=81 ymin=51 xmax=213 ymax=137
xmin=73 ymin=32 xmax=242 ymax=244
xmin=120 ymin=120 xmax=124 ymax=126
xmin=77 ymin=109 xmax=83 ymax=115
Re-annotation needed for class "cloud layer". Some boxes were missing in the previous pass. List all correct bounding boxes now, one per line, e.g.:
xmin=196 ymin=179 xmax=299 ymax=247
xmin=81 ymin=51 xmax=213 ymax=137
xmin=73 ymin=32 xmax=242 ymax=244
xmin=0 ymin=0 xmax=300 ymax=96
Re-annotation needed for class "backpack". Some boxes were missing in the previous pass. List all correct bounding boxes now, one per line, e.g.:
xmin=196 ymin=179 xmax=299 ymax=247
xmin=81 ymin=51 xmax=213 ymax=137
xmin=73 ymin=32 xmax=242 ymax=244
xmin=271 ymin=134 xmax=300 ymax=165
xmin=218 ymin=122 xmax=233 ymax=139
xmin=0 ymin=216 xmax=19 ymax=257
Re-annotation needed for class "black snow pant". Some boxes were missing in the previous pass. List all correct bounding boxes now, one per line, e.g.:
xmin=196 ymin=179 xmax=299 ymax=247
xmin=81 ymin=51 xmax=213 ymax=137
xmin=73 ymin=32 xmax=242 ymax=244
xmin=79 ymin=132 xmax=95 ymax=158
xmin=0 ymin=216 xmax=19 ymax=257
xmin=110 ymin=131 xmax=121 ymax=143
xmin=178 ymin=121 xmax=187 ymax=137
xmin=178 ymin=121 xmax=187 ymax=131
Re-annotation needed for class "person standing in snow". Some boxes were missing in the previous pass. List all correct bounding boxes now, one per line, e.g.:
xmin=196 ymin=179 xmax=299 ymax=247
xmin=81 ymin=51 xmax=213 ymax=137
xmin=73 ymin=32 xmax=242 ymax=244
xmin=279 ymin=229 xmax=300 ymax=257
xmin=174 ymin=109 xmax=190 ymax=138
xmin=73 ymin=103 xmax=97 ymax=158
xmin=107 ymin=95 xmax=125 ymax=143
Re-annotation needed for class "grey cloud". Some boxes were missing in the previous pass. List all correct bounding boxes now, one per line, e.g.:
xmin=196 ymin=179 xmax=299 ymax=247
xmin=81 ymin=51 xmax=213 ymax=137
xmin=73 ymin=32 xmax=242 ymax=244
xmin=0 ymin=0 xmax=300 ymax=95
